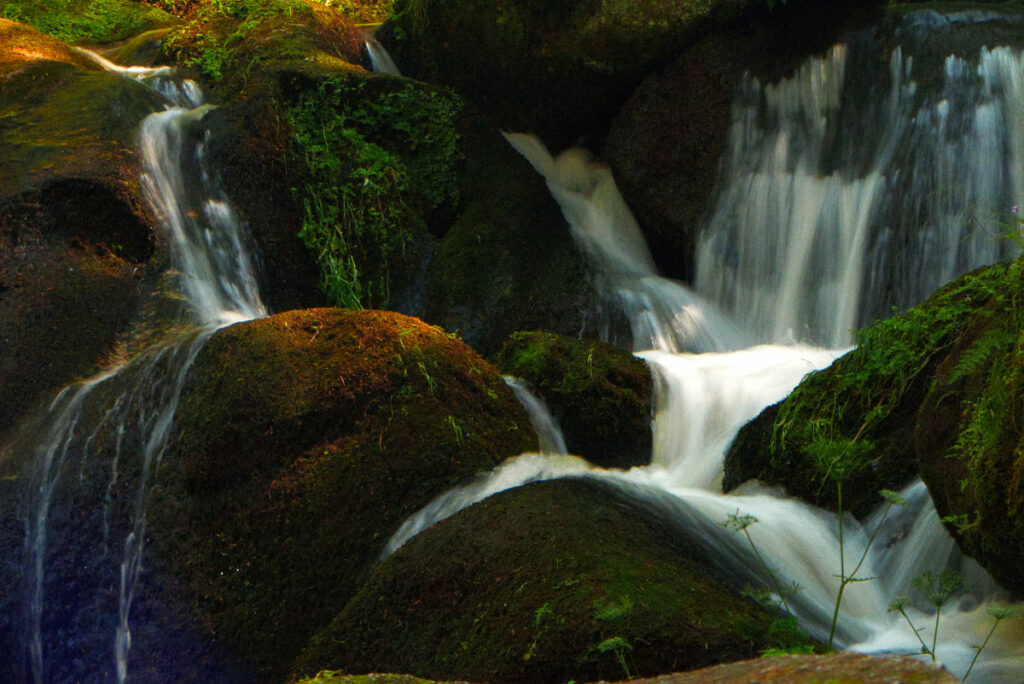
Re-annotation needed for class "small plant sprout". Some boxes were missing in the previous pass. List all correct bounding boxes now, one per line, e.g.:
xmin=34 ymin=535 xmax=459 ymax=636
xmin=887 ymin=570 xmax=964 ymax=663
xmin=963 ymin=605 xmax=1021 ymax=681
xmin=723 ymin=511 xmax=798 ymax=617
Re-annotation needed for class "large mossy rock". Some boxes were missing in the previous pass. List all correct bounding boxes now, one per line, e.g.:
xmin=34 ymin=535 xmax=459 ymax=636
xmin=496 ymin=331 xmax=653 ymax=468
xmin=915 ymin=263 xmax=1024 ymax=596
xmin=294 ymin=478 xmax=781 ymax=683
xmin=0 ymin=19 xmax=161 ymax=436
xmin=150 ymin=308 xmax=536 ymax=679
xmin=628 ymin=652 xmax=956 ymax=683
xmin=723 ymin=263 xmax=1013 ymax=519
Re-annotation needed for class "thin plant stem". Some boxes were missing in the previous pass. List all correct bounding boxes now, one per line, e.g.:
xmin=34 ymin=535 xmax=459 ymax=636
xmin=963 ymin=617 xmax=1003 ymax=681
xmin=931 ymin=608 xmax=941 ymax=662
xmin=743 ymin=527 xmax=793 ymax=616
xmin=894 ymin=606 xmax=933 ymax=657
xmin=827 ymin=481 xmax=845 ymax=650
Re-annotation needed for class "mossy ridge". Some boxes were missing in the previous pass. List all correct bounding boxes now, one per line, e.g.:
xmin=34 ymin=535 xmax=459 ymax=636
xmin=161 ymin=0 xmax=365 ymax=94
xmin=294 ymin=478 xmax=780 ymax=683
xmin=296 ymin=674 xmax=444 ymax=684
xmin=914 ymin=254 xmax=1024 ymax=594
xmin=153 ymin=308 xmax=535 ymax=680
xmin=724 ymin=261 xmax=1013 ymax=517
xmin=283 ymin=75 xmax=463 ymax=310
xmin=0 ymin=0 xmax=174 ymax=45
xmin=496 ymin=331 xmax=653 ymax=469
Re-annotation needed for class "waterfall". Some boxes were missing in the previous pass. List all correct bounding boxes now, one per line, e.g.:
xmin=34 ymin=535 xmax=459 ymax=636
xmin=19 ymin=53 xmax=265 ymax=683
xmin=391 ymin=16 xmax=1024 ymax=680
xmin=363 ymin=31 xmax=401 ymax=76
xmin=695 ymin=23 xmax=1024 ymax=347
xmin=504 ymin=132 xmax=748 ymax=353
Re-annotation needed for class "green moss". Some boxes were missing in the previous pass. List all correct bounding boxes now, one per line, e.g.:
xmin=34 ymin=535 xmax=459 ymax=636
xmin=285 ymin=77 xmax=462 ymax=309
xmin=725 ymin=262 xmax=1014 ymax=517
xmin=496 ymin=331 xmax=653 ymax=468
xmin=294 ymin=478 xmax=779 ymax=682
xmin=0 ymin=0 xmax=173 ymax=44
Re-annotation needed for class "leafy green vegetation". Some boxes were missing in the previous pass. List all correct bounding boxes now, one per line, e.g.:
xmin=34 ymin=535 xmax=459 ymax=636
xmin=0 ymin=0 xmax=172 ymax=44
xmin=735 ymin=259 xmax=1017 ymax=516
xmin=285 ymin=77 xmax=462 ymax=308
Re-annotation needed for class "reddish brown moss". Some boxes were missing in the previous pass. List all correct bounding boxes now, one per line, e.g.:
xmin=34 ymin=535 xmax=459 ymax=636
xmin=152 ymin=309 xmax=536 ymax=680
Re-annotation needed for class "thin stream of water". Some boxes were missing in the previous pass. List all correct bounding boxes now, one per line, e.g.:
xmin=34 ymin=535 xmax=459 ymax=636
xmin=21 ymin=52 xmax=266 ymax=684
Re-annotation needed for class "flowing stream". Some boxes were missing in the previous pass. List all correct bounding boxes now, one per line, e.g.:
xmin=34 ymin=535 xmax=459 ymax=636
xmin=18 ymin=53 xmax=265 ymax=683
xmin=391 ymin=13 xmax=1024 ymax=681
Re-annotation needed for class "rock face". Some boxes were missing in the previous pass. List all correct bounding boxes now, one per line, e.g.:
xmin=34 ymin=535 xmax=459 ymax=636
xmin=724 ymin=260 xmax=1024 ymax=594
xmin=152 ymin=309 xmax=536 ymax=679
xmin=496 ymin=331 xmax=653 ymax=468
xmin=295 ymin=478 xmax=782 ymax=683
xmin=0 ymin=19 xmax=161 ymax=437
xmin=380 ymin=0 xmax=880 ymax=150
xmin=424 ymin=126 xmax=601 ymax=355
xmin=915 ymin=263 xmax=1024 ymax=597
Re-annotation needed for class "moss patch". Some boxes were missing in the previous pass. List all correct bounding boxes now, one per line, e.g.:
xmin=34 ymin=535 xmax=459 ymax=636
xmin=0 ymin=0 xmax=173 ymax=44
xmin=724 ymin=262 xmax=1013 ymax=518
xmin=151 ymin=308 xmax=535 ymax=680
xmin=284 ymin=76 xmax=462 ymax=309
xmin=496 ymin=331 xmax=653 ymax=468
xmin=295 ymin=478 xmax=779 ymax=683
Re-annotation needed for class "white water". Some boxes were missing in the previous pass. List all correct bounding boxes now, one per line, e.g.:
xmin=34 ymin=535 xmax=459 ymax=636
xmin=695 ymin=35 xmax=1024 ymax=347
xmin=21 ymin=53 xmax=265 ymax=684
xmin=503 ymin=377 xmax=568 ymax=456
xmin=363 ymin=32 xmax=401 ymax=76
xmin=390 ymin=35 xmax=1024 ymax=676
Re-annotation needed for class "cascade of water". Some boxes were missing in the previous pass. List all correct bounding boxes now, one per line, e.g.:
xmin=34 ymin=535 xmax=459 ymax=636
xmin=20 ymin=54 xmax=266 ymax=684
xmin=363 ymin=32 xmax=401 ymax=76
xmin=695 ymin=26 xmax=1024 ymax=347
xmin=504 ymin=132 xmax=748 ymax=353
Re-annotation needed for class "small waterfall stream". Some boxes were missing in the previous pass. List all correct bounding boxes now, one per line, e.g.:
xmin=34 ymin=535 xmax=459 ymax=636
xmin=18 ymin=53 xmax=266 ymax=683
xmin=390 ymin=15 xmax=1024 ymax=681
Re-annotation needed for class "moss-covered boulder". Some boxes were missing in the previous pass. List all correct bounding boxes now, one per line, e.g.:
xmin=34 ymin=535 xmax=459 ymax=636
xmin=0 ymin=19 xmax=161 ymax=436
xmin=914 ymin=261 xmax=1024 ymax=596
xmin=147 ymin=308 xmax=535 ymax=679
xmin=380 ymin=0 xmax=881 ymax=149
xmin=723 ymin=263 xmax=1013 ymax=519
xmin=294 ymin=477 xmax=782 ymax=683
xmin=496 ymin=331 xmax=653 ymax=468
